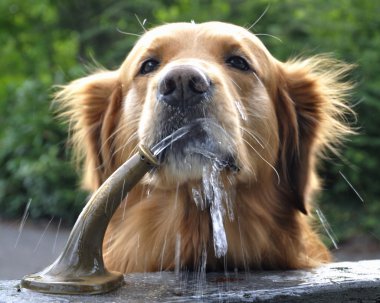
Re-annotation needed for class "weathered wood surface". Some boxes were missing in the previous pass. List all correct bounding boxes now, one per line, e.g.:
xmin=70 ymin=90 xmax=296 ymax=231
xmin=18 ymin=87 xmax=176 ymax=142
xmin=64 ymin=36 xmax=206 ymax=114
xmin=1 ymin=260 xmax=379 ymax=302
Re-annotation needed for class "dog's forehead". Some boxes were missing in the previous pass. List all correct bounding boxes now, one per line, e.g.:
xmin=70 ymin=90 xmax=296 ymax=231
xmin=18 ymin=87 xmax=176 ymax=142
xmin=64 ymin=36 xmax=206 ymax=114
xmin=134 ymin=22 xmax=265 ymax=53
xmin=146 ymin=22 xmax=247 ymax=38
xmin=120 ymin=22 xmax=275 ymax=82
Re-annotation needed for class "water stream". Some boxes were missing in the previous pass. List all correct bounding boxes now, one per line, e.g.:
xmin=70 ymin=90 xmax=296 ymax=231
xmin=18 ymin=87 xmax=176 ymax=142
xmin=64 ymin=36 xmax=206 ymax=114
xmin=151 ymin=120 xmax=237 ymax=259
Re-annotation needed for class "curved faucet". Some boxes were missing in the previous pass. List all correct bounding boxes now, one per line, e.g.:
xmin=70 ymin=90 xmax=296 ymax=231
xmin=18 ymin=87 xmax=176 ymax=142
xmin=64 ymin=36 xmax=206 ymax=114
xmin=21 ymin=145 xmax=158 ymax=294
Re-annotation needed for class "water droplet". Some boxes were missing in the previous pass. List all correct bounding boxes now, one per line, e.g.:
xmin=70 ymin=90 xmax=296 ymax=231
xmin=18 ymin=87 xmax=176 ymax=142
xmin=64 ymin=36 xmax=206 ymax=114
xmin=339 ymin=171 xmax=364 ymax=203
xmin=316 ymin=208 xmax=338 ymax=249
xmin=191 ymin=186 xmax=206 ymax=210
xmin=160 ymin=234 xmax=168 ymax=271
xmin=52 ymin=218 xmax=62 ymax=254
xmin=14 ymin=198 xmax=32 ymax=248
xmin=175 ymin=233 xmax=181 ymax=274
xmin=121 ymin=193 xmax=129 ymax=220
xmin=174 ymin=182 xmax=180 ymax=209
xmin=34 ymin=216 xmax=54 ymax=253
xmin=235 ymin=100 xmax=247 ymax=121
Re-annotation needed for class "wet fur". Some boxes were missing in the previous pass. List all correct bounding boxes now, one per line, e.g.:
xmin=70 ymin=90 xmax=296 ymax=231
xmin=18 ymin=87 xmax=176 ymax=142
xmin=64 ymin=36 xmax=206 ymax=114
xmin=56 ymin=22 xmax=353 ymax=272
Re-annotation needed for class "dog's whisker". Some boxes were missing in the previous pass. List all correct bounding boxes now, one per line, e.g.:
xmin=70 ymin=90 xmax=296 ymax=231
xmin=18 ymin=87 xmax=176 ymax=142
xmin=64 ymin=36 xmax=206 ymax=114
xmin=97 ymin=121 xmax=132 ymax=159
xmin=119 ymin=131 xmax=139 ymax=157
xmin=252 ymin=71 xmax=265 ymax=87
xmin=135 ymin=14 xmax=147 ymax=32
xmin=241 ymin=106 xmax=263 ymax=119
xmin=255 ymin=33 xmax=283 ymax=43
xmin=110 ymin=132 xmax=138 ymax=158
xmin=247 ymin=4 xmax=270 ymax=31
xmin=230 ymin=77 xmax=242 ymax=91
xmin=241 ymin=111 xmax=260 ymax=119
xmin=152 ymin=117 xmax=236 ymax=159
xmin=126 ymin=144 xmax=139 ymax=161
xmin=116 ymin=28 xmax=142 ymax=37
xmin=240 ymin=126 xmax=265 ymax=149
xmin=110 ymin=132 xmax=138 ymax=161
xmin=197 ymin=118 xmax=237 ymax=147
xmin=243 ymin=138 xmax=280 ymax=185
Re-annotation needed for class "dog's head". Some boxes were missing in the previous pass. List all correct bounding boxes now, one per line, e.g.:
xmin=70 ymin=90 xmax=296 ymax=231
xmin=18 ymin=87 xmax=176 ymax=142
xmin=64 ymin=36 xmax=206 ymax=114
xmin=57 ymin=22 xmax=352 ymax=214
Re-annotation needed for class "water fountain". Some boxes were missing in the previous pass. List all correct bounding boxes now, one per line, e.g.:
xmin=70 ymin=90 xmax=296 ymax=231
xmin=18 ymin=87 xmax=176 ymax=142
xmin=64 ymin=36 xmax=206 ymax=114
xmin=19 ymin=120 xmax=239 ymax=295
xmin=20 ymin=145 xmax=158 ymax=294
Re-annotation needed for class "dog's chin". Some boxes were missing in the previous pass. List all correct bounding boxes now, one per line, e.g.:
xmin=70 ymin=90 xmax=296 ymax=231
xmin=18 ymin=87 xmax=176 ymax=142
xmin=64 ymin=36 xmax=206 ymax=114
xmin=144 ymin=118 xmax=239 ymax=184
xmin=158 ymin=137 xmax=239 ymax=182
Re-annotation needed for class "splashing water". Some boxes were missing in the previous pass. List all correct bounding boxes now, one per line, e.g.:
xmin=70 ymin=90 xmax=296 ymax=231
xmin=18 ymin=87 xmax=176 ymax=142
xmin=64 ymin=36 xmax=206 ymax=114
xmin=224 ymin=175 xmax=236 ymax=221
xmin=203 ymin=163 xmax=231 ymax=258
xmin=151 ymin=124 xmax=194 ymax=157
xmin=150 ymin=119 xmax=238 ymax=259
xmin=175 ymin=233 xmax=181 ymax=274
xmin=14 ymin=199 xmax=32 ymax=248
xmin=34 ymin=216 xmax=54 ymax=252
xmin=191 ymin=186 xmax=207 ymax=210
xmin=187 ymin=142 xmax=238 ymax=237
xmin=235 ymin=100 xmax=247 ymax=121
xmin=151 ymin=119 xmax=238 ymax=169
xmin=159 ymin=233 xmax=168 ymax=272
xmin=197 ymin=158 xmax=237 ymax=258
xmin=52 ymin=218 xmax=62 ymax=254
xmin=339 ymin=171 xmax=364 ymax=203
xmin=194 ymin=247 xmax=208 ymax=297
xmin=316 ymin=208 xmax=338 ymax=249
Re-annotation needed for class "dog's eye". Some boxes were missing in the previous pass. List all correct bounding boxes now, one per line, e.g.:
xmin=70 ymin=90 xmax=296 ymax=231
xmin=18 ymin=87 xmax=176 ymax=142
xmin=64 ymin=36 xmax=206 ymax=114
xmin=226 ymin=56 xmax=250 ymax=71
xmin=140 ymin=59 xmax=160 ymax=75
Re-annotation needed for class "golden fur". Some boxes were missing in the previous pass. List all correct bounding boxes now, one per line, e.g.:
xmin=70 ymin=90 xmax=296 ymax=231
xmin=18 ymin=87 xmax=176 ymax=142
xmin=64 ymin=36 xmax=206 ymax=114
xmin=56 ymin=22 xmax=353 ymax=273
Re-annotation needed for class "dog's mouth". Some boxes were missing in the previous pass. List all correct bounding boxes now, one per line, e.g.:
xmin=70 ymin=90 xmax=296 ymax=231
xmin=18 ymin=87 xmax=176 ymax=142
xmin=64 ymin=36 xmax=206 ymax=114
xmin=149 ymin=119 xmax=238 ymax=258
xmin=150 ymin=118 xmax=239 ymax=174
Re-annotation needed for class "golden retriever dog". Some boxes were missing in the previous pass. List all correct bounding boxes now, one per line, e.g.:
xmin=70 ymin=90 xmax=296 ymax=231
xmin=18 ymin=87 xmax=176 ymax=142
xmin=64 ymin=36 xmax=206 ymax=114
xmin=56 ymin=22 xmax=353 ymax=273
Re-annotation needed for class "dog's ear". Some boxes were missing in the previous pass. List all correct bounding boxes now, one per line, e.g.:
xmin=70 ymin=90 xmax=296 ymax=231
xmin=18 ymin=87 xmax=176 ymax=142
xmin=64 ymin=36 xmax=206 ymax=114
xmin=275 ymin=56 xmax=354 ymax=214
xmin=55 ymin=70 xmax=122 ymax=191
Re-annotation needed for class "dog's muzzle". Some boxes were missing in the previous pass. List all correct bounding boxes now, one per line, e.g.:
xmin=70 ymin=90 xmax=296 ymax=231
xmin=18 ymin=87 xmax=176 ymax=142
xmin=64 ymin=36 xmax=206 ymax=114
xmin=151 ymin=65 xmax=239 ymax=174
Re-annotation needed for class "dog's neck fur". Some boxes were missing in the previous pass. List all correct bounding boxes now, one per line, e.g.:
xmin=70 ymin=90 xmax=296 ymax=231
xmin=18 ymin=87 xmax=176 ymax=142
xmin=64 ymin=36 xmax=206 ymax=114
xmin=103 ymin=177 xmax=329 ymax=273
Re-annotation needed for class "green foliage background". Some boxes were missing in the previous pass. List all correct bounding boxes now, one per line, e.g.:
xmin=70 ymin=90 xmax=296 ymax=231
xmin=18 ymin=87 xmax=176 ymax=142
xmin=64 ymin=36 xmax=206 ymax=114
xmin=1 ymin=0 xmax=379 ymax=239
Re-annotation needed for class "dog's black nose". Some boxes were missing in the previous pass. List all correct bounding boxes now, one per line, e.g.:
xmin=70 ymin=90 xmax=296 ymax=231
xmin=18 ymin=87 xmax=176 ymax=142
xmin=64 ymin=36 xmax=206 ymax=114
xmin=157 ymin=66 xmax=211 ymax=107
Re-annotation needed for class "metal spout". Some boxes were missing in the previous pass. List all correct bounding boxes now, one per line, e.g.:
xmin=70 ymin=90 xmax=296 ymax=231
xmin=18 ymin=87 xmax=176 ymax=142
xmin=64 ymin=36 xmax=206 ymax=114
xmin=20 ymin=145 xmax=158 ymax=295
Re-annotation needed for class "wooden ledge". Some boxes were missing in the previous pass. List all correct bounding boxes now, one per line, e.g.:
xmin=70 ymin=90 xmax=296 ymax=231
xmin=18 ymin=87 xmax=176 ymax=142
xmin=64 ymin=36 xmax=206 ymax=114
xmin=1 ymin=260 xmax=379 ymax=302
